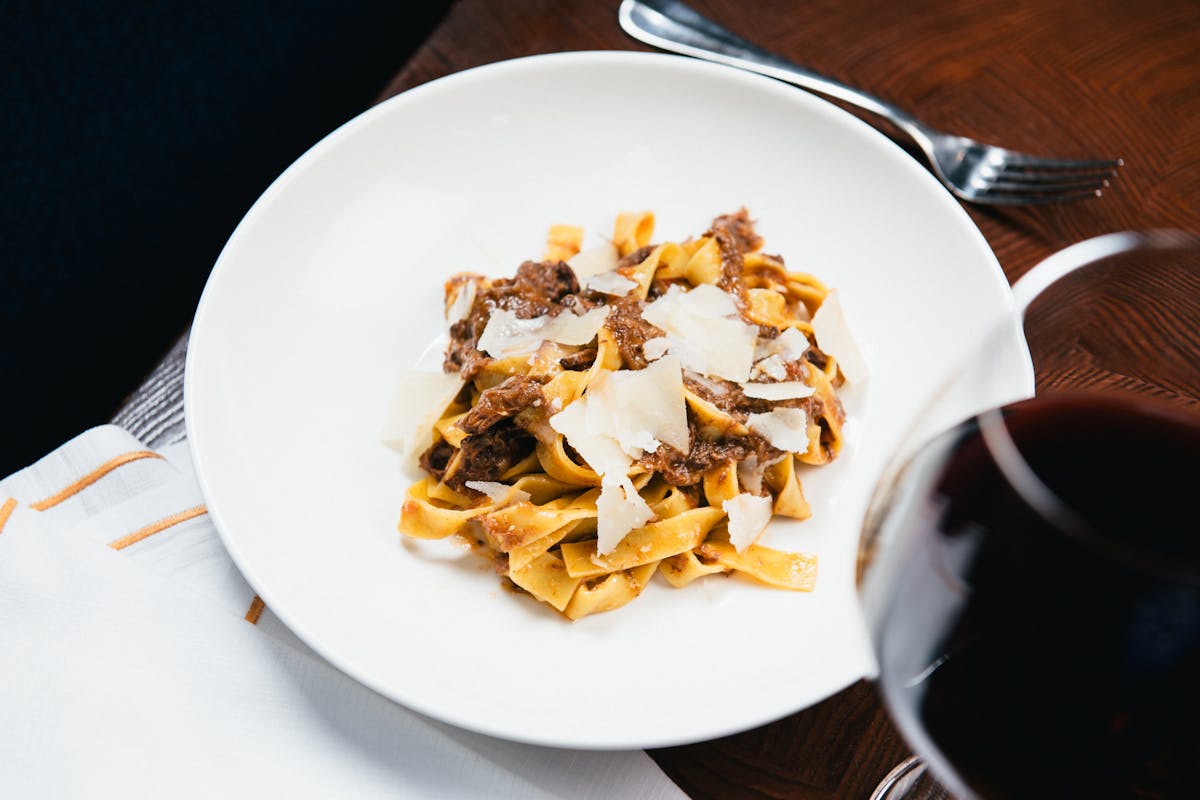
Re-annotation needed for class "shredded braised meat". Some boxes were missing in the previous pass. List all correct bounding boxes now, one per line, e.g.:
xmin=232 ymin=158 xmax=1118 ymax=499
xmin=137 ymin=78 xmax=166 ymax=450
xmin=617 ymin=245 xmax=654 ymax=269
xmin=432 ymin=422 xmax=534 ymax=494
xmin=488 ymin=260 xmax=581 ymax=317
xmin=558 ymin=348 xmax=597 ymax=371
xmin=605 ymin=296 xmax=665 ymax=370
xmin=706 ymin=208 xmax=760 ymax=313
xmin=445 ymin=260 xmax=582 ymax=379
xmin=418 ymin=439 xmax=455 ymax=483
xmin=458 ymin=375 xmax=545 ymax=435
xmin=804 ymin=347 xmax=830 ymax=371
xmin=708 ymin=208 xmax=763 ymax=255
xmin=444 ymin=318 xmax=488 ymax=381
xmin=639 ymin=414 xmax=780 ymax=487
xmin=684 ymin=373 xmax=773 ymax=417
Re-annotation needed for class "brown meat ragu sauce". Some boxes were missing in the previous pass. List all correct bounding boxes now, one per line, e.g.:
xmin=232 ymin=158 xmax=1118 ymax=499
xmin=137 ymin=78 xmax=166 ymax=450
xmin=431 ymin=210 xmax=843 ymax=492
xmin=424 ymin=422 xmax=535 ymax=495
xmin=458 ymin=375 xmax=545 ymax=435
xmin=604 ymin=296 xmax=665 ymax=370
xmin=639 ymin=415 xmax=779 ymax=487
xmin=707 ymin=208 xmax=759 ymax=305
xmin=444 ymin=260 xmax=583 ymax=380
xmin=708 ymin=208 xmax=763 ymax=255
xmin=558 ymin=347 xmax=597 ymax=371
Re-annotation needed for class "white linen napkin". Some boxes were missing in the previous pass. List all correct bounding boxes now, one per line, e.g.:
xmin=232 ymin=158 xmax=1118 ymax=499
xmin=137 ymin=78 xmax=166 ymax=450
xmin=0 ymin=425 xmax=687 ymax=799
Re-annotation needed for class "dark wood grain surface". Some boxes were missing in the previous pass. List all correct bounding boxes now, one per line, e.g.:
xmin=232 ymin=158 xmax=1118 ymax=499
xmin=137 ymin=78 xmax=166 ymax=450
xmin=368 ymin=1 xmax=1200 ymax=797
xmin=367 ymin=1 xmax=1199 ymax=797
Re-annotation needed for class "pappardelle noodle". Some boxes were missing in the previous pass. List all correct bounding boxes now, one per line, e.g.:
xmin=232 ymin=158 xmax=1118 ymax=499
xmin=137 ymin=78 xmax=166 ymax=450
xmin=397 ymin=210 xmax=852 ymax=620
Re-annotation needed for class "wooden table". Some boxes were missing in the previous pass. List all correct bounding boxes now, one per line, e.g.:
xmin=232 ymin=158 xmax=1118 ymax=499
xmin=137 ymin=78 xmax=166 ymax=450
xmin=115 ymin=1 xmax=1200 ymax=797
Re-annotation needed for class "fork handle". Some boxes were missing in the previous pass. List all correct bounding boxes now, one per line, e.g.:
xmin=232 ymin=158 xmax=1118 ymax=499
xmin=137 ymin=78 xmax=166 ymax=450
xmin=619 ymin=0 xmax=931 ymax=148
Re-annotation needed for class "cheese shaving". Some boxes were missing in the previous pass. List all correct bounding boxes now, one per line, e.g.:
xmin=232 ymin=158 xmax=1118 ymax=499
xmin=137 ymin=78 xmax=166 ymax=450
xmin=679 ymin=283 xmax=738 ymax=317
xmin=548 ymin=397 xmax=632 ymax=479
xmin=740 ymin=381 xmax=815 ymax=400
xmin=381 ymin=370 xmax=465 ymax=464
xmin=641 ymin=285 xmax=758 ymax=382
xmin=722 ymin=493 xmax=774 ymax=553
xmin=584 ymin=355 xmax=689 ymax=457
xmin=445 ymin=280 xmax=477 ymax=324
xmin=583 ymin=271 xmax=638 ymax=296
xmin=464 ymin=481 xmax=532 ymax=507
xmin=595 ymin=477 xmax=655 ymax=555
xmin=642 ymin=336 xmax=670 ymax=362
xmin=478 ymin=307 xmax=609 ymax=358
xmin=746 ymin=407 xmax=810 ymax=452
xmin=476 ymin=309 xmax=544 ymax=358
xmin=812 ymin=290 xmax=868 ymax=383
xmin=736 ymin=455 xmax=765 ymax=496
xmin=566 ymin=242 xmax=619 ymax=277
xmin=550 ymin=357 xmax=688 ymax=552
xmin=544 ymin=307 xmax=610 ymax=346
xmin=755 ymin=327 xmax=809 ymax=362
xmin=751 ymin=354 xmax=788 ymax=381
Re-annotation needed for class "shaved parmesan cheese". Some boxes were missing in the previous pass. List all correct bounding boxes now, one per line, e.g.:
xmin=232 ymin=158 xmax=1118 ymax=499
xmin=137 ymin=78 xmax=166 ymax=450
xmin=543 ymin=307 xmax=609 ymax=346
xmin=752 ymin=354 xmax=788 ymax=381
xmin=642 ymin=336 xmax=670 ymax=362
xmin=638 ymin=284 xmax=682 ymax=330
xmin=684 ymin=370 xmax=733 ymax=400
xmin=740 ymin=381 xmax=815 ymax=400
xmin=584 ymin=355 xmax=689 ymax=457
xmin=596 ymin=477 xmax=655 ymax=555
xmin=779 ymin=327 xmax=809 ymax=356
xmin=583 ymin=271 xmax=637 ymax=296
xmin=381 ymin=370 xmax=465 ymax=464
xmin=445 ymin=280 xmax=477 ymax=324
xmin=755 ymin=327 xmax=809 ymax=362
xmin=681 ymin=283 xmax=738 ymax=317
xmin=736 ymin=456 xmax=765 ymax=496
xmin=736 ymin=454 xmax=786 ymax=497
xmin=812 ymin=290 xmax=868 ymax=383
xmin=723 ymin=493 xmax=773 ymax=553
xmin=478 ymin=307 xmax=609 ymax=358
xmin=464 ymin=481 xmax=532 ymax=506
xmin=641 ymin=284 xmax=758 ymax=382
xmin=747 ymin=407 xmax=810 ymax=452
xmin=548 ymin=397 xmax=632 ymax=479
xmin=477 ymin=309 xmax=545 ymax=358
xmin=567 ymin=242 xmax=619 ymax=278
xmin=550 ymin=357 xmax=687 ymax=552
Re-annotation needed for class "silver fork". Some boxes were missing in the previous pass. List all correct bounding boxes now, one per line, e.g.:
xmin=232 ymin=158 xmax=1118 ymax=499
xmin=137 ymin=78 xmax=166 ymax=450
xmin=619 ymin=0 xmax=1122 ymax=205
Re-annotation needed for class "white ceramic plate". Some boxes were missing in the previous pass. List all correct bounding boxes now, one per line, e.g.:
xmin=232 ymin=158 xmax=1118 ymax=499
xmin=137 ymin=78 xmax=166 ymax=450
xmin=186 ymin=52 xmax=1032 ymax=749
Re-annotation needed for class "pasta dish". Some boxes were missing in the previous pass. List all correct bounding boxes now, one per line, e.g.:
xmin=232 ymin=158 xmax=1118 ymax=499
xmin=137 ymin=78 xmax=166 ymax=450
xmin=390 ymin=210 xmax=862 ymax=620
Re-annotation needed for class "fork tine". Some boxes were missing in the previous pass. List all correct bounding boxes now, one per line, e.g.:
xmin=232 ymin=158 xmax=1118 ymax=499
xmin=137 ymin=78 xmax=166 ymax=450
xmin=991 ymin=167 xmax=1117 ymax=187
xmin=981 ymin=176 xmax=1111 ymax=193
xmin=972 ymin=187 xmax=1106 ymax=205
xmin=992 ymin=155 xmax=1123 ymax=173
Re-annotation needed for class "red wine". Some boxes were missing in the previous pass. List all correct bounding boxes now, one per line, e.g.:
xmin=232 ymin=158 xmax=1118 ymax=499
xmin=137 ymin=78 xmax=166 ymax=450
xmin=872 ymin=393 xmax=1200 ymax=799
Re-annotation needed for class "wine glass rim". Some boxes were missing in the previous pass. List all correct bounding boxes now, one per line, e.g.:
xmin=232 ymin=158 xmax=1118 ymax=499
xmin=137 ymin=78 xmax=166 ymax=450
xmin=1011 ymin=229 xmax=1200 ymax=313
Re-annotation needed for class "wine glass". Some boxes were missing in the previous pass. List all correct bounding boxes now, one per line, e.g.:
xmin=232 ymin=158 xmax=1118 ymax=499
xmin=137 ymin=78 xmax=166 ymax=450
xmin=857 ymin=231 xmax=1200 ymax=800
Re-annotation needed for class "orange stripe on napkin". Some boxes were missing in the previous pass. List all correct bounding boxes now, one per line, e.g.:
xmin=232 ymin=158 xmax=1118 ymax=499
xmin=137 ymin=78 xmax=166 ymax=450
xmin=0 ymin=498 xmax=17 ymax=534
xmin=30 ymin=450 xmax=164 ymax=511
xmin=108 ymin=505 xmax=208 ymax=550
xmin=244 ymin=595 xmax=266 ymax=625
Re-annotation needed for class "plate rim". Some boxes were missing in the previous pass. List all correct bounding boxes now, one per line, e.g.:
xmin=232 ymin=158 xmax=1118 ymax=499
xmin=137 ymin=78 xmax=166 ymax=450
xmin=184 ymin=50 xmax=1031 ymax=749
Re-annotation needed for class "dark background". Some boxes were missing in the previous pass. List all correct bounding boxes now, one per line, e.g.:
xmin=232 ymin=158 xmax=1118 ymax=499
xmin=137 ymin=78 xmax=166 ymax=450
xmin=2 ymin=1 xmax=453 ymax=476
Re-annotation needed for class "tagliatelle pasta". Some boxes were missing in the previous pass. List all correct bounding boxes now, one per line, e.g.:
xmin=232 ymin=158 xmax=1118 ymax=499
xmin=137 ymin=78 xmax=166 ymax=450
xmin=393 ymin=209 xmax=858 ymax=620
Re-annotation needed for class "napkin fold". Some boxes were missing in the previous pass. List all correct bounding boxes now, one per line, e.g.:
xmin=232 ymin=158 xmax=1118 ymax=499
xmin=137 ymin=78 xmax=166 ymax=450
xmin=0 ymin=426 xmax=686 ymax=799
